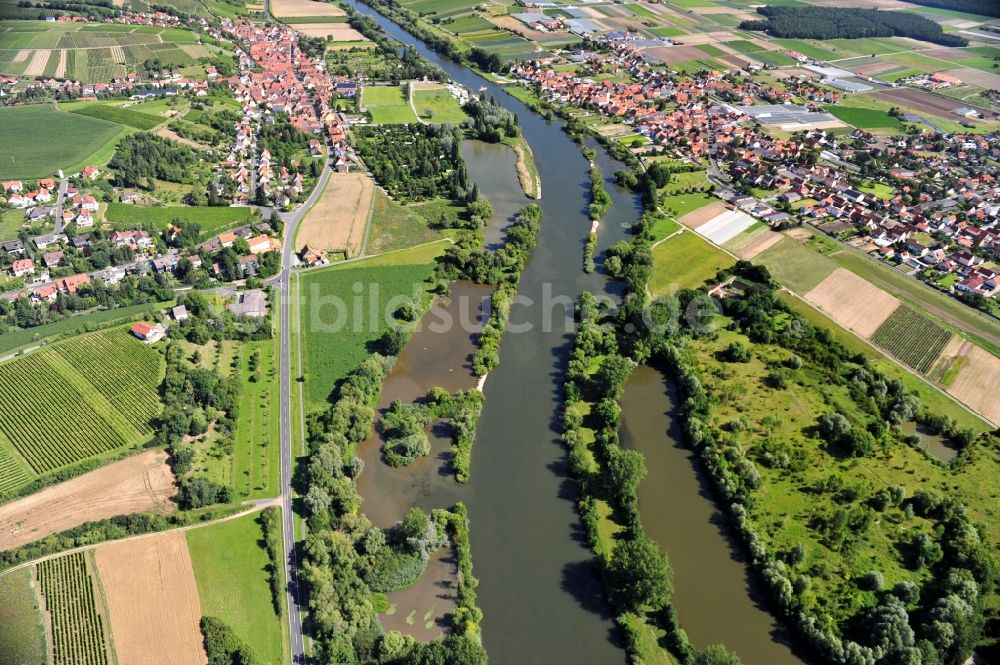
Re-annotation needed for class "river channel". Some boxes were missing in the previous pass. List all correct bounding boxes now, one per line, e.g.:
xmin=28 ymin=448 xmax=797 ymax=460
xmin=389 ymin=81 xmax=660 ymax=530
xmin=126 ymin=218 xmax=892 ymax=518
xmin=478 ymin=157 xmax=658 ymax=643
xmin=341 ymin=2 xmax=795 ymax=662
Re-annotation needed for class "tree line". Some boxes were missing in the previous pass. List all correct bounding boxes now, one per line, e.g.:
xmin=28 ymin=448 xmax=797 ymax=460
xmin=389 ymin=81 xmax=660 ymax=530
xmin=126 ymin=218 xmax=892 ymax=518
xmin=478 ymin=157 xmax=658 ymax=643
xmin=740 ymin=6 xmax=968 ymax=47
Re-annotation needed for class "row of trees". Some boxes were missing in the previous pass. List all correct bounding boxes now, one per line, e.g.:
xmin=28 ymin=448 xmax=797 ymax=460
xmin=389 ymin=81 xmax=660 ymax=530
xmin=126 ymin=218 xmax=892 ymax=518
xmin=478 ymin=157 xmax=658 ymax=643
xmin=740 ymin=6 xmax=967 ymax=47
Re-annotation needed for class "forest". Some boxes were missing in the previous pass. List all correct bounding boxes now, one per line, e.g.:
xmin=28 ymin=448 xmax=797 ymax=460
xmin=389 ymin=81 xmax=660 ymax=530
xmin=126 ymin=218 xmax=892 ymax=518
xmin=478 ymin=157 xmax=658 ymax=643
xmin=354 ymin=124 xmax=469 ymax=201
xmin=109 ymin=133 xmax=202 ymax=188
xmin=740 ymin=6 xmax=968 ymax=47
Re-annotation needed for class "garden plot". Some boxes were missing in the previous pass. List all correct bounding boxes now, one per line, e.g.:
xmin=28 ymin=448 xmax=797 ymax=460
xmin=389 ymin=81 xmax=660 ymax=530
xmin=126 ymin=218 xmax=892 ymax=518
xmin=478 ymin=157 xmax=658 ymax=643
xmin=677 ymin=199 xmax=727 ymax=229
xmin=805 ymin=268 xmax=900 ymax=338
xmin=693 ymin=209 xmax=757 ymax=245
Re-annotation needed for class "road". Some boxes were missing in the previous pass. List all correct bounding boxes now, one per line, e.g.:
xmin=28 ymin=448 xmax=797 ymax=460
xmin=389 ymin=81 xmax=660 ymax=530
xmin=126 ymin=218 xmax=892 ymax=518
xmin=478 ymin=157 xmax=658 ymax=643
xmin=53 ymin=178 xmax=68 ymax=234
xmin=276 ymin=152 xmax=331 ymax=665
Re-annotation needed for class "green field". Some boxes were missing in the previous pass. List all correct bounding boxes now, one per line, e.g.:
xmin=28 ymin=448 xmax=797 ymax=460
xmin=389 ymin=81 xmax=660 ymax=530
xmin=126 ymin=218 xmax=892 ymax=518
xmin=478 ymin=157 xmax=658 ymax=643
xmin=365 ymin=190 xmax=449 ymax=254
xmin=773 ymin=38 xmax=841 ymax=62
xmin=300 ymin=248 xmax=438 ymax=406
xmin=0 ymin=106 xmax=121 ymax=180
xmin=871 ymin=305 xmax=952 ymax=374
xmin=822 ymin=104 xmax=902 ymax=129
xmin=232 ymin=336 xmax=281 ymax=500
xmin=858 ymin=179 xmax=895 ymax=200
xmin=363 ymin=84 xmax=419 ymax=124
xmin=69 ymin=104 xmax=164 ymax=130
xmin=659 ymin=191 xmax=716 ymax=218
xmin=36 ymin=552 xmax=111 ymax=665
xmin=756 ymin=234 xmax=837 ymax=293
xmin=649 ymin=230 xmax=733 ymax=295
xmin=0 ymin=567 xmax=47 ymax=665
xmin=0 ymin=328 xmax=164 ymax=495
xmin=413 ymin=86 xmax=469 ymax=123
xmin=186 ymin=512 xmax=289 ymax=665
xmin=105 ymin=202 xmax=255 ymax=235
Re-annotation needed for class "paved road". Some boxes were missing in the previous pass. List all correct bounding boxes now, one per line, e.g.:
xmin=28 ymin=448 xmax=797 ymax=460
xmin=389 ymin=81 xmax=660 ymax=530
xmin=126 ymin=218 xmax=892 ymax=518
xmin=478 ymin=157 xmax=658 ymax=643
xmin=276 ymin=154 xmax=331 ymax=665
xmin=53 ymin=178 xmax=68 ymax=234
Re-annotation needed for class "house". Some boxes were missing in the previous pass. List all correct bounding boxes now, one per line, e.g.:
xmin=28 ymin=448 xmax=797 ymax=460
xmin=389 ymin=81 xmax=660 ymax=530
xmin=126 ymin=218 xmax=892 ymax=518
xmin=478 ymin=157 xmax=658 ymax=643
xmin=57 ymin=273 xmax=89 ymax=293
xmin=10 ymin=258 xmax=34 ymax=277
xmin=300 ymin=245 xmax=324 ymax=265
xmin=82 ymin=166 xmax=101 ymax=180
xmin=131 ymin=321 xmax=164 ymax=343
xmin=27 ymin=207 xmax=54 ymax=222
xmin=2 ymin=239 xmax=25 ymax=255
xmin=172 ymin=305 xmax=189 ymax=321
xmin=42 ymin=251 xmax=64 ymax=268
xmin=33 ymin=233 xmax=66 ymax=249
xmin=31 ymin=283 xmax=58 ymax=303
xmin=76 ymin=210 xmax=94 ymax=228
xmin=247 ymin=234 xmax=276 ymax=255
xmin=228 ymin=288 xmax=267 ymax=317
xmin=1 ymin=180 xmax=23 ymax=193
xmin=218 ymin=231 xmax=238 ymax=248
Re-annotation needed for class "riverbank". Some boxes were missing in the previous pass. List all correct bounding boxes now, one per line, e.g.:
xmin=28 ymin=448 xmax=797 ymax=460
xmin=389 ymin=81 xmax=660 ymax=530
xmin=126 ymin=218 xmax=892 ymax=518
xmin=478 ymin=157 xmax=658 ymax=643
xmin=503 ymin=136 xmax=541 ymax=200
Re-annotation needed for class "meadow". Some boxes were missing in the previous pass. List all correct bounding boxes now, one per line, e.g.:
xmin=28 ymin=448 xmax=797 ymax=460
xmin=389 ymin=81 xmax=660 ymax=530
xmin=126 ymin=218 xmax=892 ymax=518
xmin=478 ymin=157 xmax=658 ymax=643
xmin=365 ymin=190 xmax=449 ymax=255
xmin=821 ymin=104 xmax=902 ymax=129
xmin=300 ymin=248 xmax=439 ymax=407
xmin=649 ymin=230 xmax=733 ymax=295
xmin=0 ymin=567 xmax=47 ymax=665
xmin=186 ymin=512 xmax=289 ymax=665
xmin=0 ymin=328 xmax=164 ymax=493
xmin=69 ymin=104 xmax=164 ymax=130
xmin=659 ymin=191 xmax=716 ymax=218
xmin=363 ymin=84 xmax=419 ymax=124
xmin=0 ymin=106 xmax=121 ymax=180
xmin=105 ymin=202 xmax=255 ymax=235
xmin=413 ymin=86 xmax=469 ymax=123
xmin=232 ymin=337 xmax=281 ymax=500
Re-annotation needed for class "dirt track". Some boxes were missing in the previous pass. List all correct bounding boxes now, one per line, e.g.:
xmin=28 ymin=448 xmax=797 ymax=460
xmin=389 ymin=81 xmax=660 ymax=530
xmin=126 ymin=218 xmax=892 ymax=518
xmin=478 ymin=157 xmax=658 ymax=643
xmin=297 ymin=172 xmax=373 ymax=256
xmin=0 ymin=451 xmax=176 ymax=551
xmin=805 ymin=268 xmax=901 ymax=338
xmin=94 ymin=531 xmax=207 ymax=665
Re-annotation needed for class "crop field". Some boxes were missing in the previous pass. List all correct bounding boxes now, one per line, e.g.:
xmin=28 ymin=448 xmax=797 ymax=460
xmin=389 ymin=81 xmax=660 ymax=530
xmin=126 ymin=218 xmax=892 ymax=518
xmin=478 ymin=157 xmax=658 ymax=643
xmin=822 ymin=104 xmax=902 ymax=129
xmin=300 ymin=253 xmax=437 ymax=406
xmin=756 ymin=233 xmax=838 ymax=294
xmin=36 ymin=552 xmax=112 ymax=665
xmin=105 ymin=202 xmax=254 ymax=235
xmin=94 ymin=532 xmax=206 ymax=665
xmin=870 ymin=305 xmax=953 ymax=373
xmin=187 ymin=513 xmax=288 ymax=665
xmin=0 ymin=567 xmax=47 ymax=665
xmin=297 ymin=172 xmax=373 ymax=257
xmin=0 ymin=106 xmax=120 ymax=180
xmin=69 ymin=104 xmax=164 ymax=130
xmin=805 ymin=267 xmax=900 ymax=338
xmin=0 ymin=328 xmax=163 ymax=488
xmin=649 ymin=230 xmax=733 ymax=295
xmin=946 ymin=343 xmax=1000 ymax=426
xmin=362 ymin=84 xmax=418 ymax=124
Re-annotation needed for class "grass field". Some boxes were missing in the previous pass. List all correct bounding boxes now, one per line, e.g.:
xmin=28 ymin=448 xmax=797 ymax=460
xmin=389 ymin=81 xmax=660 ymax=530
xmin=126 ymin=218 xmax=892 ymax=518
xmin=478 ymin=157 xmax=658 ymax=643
xmin=232 ymin=336 xmax=281 ymax=500
xmin=69 ymin=104 xmax=164 ymax=130
xmin=413 ymin=86 xmax=469 ymax=123
xmin=822 ymin=104 xmax=901 ymax=129
xmin=365 ymin=190 xmax=448 ymax=254
xmin=0 ymin=327 xmax=164 ymax=493
xmin=36 ymin=552 xmax=112 ymax=665
xmin=649 ymin=230 xmax=733 ymax=295
xmin=0 ymin=567 xmax=47 ymax=665
xmin=300 ymin=247 xmax=439 ymax=407
xmin=0 ymin=105 xmax=120 ymax=179
xmin=363 ymin=84 xmax=419 ymax=124
xmin=756 ymin=235 xmax=837 ymax=294
xmin=105 ymin=202 xmax=255 ymax=235
xmin=871 ymin=306 xmax=952 ymax=374
xmin=660 ymin=192 xmax=716 ymax=218
xmin=187 ymin=513 xmax=289 ymax=665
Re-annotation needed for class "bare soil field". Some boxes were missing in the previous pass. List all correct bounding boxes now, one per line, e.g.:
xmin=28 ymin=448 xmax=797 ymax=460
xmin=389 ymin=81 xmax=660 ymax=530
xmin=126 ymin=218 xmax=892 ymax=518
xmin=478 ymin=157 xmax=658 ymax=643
xmin=805 ymin=268 xmax=901 ymax=338
xmin=870 ymin=87 xmax=996 ymax=119
xmin=917 ymin=47 xmax=970 ymax=61
xmin=24 ymin=50 xmax=48 ymax=76
xmin=736 ymin=230 xmax=783 ymax=260
xmin=94 ymin=531 xmax=207 ymax=665
xmin=678 ymin=200 xmax=727 ymax=229
xmin=54 ymin=49 xmax=66 ymax=78
xmin=289 ymin=23 xmax=366 ymax=40
xmin=850 ymin=60 xmax=900 ymax=76
xmin=0 ymin=451 xmax=176 ymax=551
xmin=722 ymin=54 xmax=755 ymax=69
xmin=941 ymin=67 xmax=1000 ymax=88
xmin=493 ymin=16 xmax=551 ymax=41
xmin=946 ymin=343 xmax=1000 ymax=426
xmin=297 ymin=172 xmax=373 ymax=256
xmin=928 ymin=334 xmax=965 ymax=383
xmin=271 ymin=0 xmax=345 ymax=16
xmin=674 ymin=31 xmax=739 ymax=45
xmin=785 ymin=227 xmax=814 ymax=240
xmin=13 ymin=49 xmax=29 ymax=62
xmin=155 ymin=127 xmax=211 ymax=151
xmin=646 ymin=45 xmax=712 ymax=65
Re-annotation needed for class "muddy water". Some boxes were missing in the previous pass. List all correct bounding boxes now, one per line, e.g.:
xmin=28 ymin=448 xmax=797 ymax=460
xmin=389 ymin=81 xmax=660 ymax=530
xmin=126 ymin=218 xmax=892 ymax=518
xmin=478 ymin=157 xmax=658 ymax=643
xmin=901 ymin=420 xmax=958 ymax=462
xmin=355 ymin=281 xmax=491 ymax=528
xmin=460 ymin=140 xmax=525 ymax=249
xmin=619 ymin=366 xmax=805 ymax=665
xmin=381 ymin=544 xmax=459 ymax=641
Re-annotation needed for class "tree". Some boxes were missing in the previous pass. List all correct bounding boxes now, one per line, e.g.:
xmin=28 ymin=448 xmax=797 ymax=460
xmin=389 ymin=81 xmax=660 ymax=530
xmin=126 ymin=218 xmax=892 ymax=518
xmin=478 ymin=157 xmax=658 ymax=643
xmin=696 ymin=644 xmax=743 ymax=665
xmin=605 ymin=535 xmax=672 ymax=613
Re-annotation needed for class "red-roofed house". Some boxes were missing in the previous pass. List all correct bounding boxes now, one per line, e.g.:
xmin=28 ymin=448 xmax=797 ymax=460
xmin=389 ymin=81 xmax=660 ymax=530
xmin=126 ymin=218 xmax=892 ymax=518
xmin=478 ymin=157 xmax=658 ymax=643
xmin=131 ymin=321 xmax=164 ymax=343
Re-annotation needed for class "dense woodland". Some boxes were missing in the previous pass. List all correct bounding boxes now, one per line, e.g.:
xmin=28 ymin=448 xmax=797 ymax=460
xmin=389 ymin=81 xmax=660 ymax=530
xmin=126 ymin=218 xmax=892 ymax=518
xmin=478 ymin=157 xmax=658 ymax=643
xmin=109 ymin=133 xmax=203 ymax=188
xmin=740 ymin=6 xmax=967 ymax=47
xmin=354 ymin=124 xmax=468 ymax=201
xmin=462 ymin=94 xmax=519 ymax=143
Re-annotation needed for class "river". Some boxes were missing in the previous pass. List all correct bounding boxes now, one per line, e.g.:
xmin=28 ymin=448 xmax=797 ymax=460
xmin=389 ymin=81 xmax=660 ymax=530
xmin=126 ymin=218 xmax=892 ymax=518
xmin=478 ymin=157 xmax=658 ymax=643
xmin=340 ymin=2 xmax=787 ymax=663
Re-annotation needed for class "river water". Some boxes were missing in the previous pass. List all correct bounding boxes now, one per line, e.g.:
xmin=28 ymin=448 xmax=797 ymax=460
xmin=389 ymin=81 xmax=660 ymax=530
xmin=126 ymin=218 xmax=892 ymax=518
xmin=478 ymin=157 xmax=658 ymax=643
xmin=341 ymin=2 xmax=793 ymax=663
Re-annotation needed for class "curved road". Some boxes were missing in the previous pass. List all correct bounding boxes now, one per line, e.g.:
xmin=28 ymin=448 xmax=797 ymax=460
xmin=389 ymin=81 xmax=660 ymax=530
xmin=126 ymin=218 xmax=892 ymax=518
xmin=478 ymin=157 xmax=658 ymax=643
xmin=277 ymin=156 xmax=332 ymax=665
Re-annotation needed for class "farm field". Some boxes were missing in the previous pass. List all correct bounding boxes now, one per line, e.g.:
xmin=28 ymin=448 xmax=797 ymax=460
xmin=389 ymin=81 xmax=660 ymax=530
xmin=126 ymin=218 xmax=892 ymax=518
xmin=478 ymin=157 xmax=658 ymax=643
xmin=362 ymin=84 xmax=419 ymax=124
xmin=804 ymin=267 xmax=901 ymax=338
xmin=0 ymin=328 xmax=165 ymax=494
xmin=412 ymin=85 xmax=469 ymax=123
xmin=946 ymin=343 xmax=1000 ymax=427
xmin=300 ymin=246 xmax=438 ymax=407
xmin=0 ymin=450 xmax=176 ymax=549
xmin=0 ymin=105 xmax=121 ymax=180
xmin=94 ymin=531 xmax=207 ymax=665
xmin=288 ymin=22 xmax=366 ymax=40
xmin=296 ymin=172 xmax=374 ymax=257
xmin=69 ymin=104 xmax=164 ymax=130
xmin=231 ymin=337 xmax=281 ymax=500
xmin=365 ymin=189 xmax=448 ymax=254
xmin=870 ymin=305 xmax=953 ymax=374
xmin=0 ymin=567 xmax=47 ymax=665
xmin=105 ymin=202 xmax=255 ymax=235
xmin=36 ymin=551 xmax=113 ymax=665
xmin=821 ymin=104 xmax=902 ymax=129
xmin=270 ymin=0 xmax=345 ymax=17
xmin=186 ymin=512 xmax=289 ymax=665
xmin=649 ymin=230 xmax=733 ymax=295
xmin=756 ymin=233 xmax=838 ymax=294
